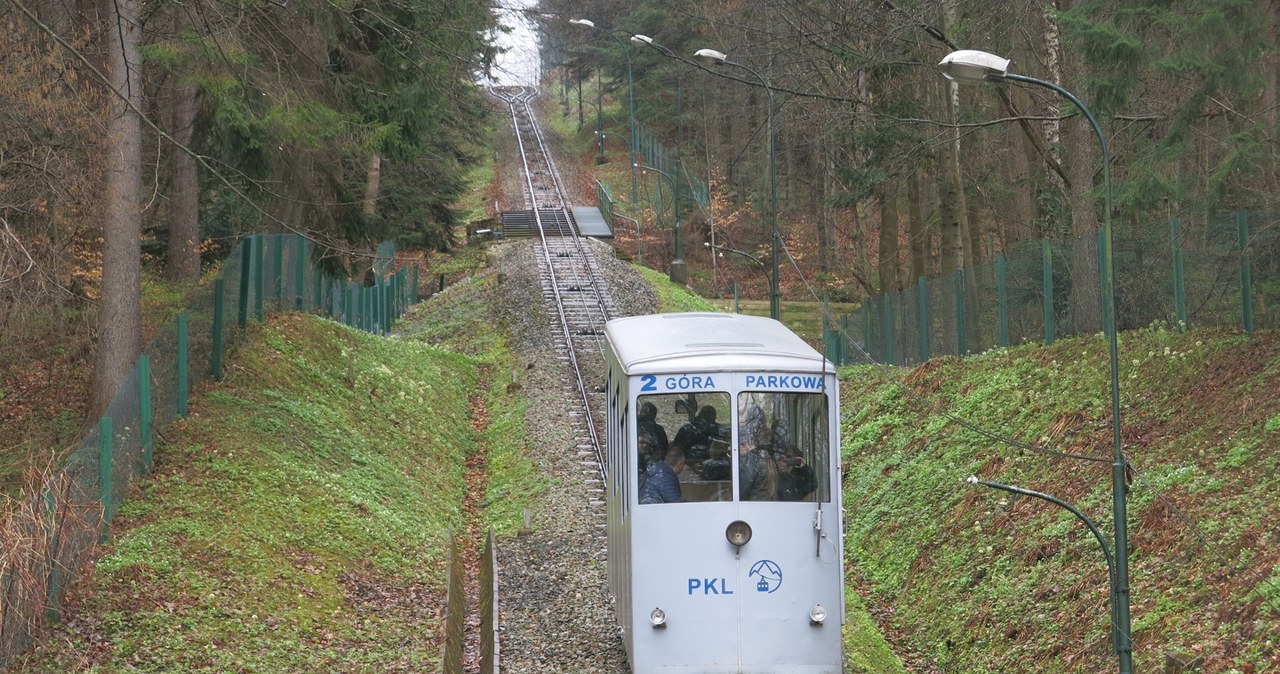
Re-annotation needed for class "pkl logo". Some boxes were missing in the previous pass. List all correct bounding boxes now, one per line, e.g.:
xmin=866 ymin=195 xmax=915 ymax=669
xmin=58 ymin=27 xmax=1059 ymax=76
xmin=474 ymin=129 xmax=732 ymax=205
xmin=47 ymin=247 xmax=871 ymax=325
xmin=748 ymin=559 xmax=783 ymax=593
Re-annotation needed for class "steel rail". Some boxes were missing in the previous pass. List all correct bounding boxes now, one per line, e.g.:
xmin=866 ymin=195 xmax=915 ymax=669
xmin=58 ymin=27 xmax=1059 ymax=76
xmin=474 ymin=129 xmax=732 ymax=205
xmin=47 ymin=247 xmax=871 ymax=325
xmin=494 ymin=86 xmax=607 ymax=480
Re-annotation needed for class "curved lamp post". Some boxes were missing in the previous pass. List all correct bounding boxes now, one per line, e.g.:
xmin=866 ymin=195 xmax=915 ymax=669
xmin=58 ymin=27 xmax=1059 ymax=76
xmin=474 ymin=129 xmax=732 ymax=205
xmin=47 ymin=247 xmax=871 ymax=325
xmin=636 ymin=162 xmax=684 ymax=283
xmin=705 ymin=241 xmax=768 ymax=280
xmin=694 ymin=47 xmax=780 ymax=321
xmin=941 ymin=49 xmax=1131 ymax=674
xmin=570 ymin=19 xmax=638 ymax=204
xmin=597 ymin=129 xmax=630 ymax=165
xmin=966 ymin=476 xmax=1120 ymax=662
xmin=706 ymin=242 xmax=768 ymax=313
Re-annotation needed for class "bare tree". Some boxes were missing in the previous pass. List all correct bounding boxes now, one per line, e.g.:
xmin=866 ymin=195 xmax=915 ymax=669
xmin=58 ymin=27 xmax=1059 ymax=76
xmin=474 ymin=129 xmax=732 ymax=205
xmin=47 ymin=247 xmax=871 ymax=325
xmin=88 ymin=0 xmax=143 ymax=420
xmin=165 ymin=81 xmax=200 ymax=282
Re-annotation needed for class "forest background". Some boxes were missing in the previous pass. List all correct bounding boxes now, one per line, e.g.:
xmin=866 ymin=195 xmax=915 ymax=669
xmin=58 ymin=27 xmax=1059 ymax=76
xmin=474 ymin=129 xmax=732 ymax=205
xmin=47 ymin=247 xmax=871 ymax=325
xmin=538 ymin=0 xmax=1279 ymax=334
xmin=5 ymin=0 xmax=1279 ymax=475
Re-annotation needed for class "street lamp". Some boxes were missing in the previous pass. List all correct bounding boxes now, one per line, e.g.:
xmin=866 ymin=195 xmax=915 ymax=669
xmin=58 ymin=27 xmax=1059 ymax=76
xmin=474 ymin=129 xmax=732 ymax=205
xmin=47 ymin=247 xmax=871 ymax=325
xmin=570 ymin=19 xmax=638 ymax=204
xmin=636 ymin=163 xmax=684 ymax=284
xmin=940 ymin=49 xmax=1131 ymax=674
xmin=694 ymin=47 xmax=780 ymax=321
xmin=629 ymin=34 xmax=672 ymax=56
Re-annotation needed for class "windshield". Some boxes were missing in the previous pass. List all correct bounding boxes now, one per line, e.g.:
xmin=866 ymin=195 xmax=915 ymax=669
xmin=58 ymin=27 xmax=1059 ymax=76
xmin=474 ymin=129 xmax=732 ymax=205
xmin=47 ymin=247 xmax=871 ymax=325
xmin=635 ymin=389 xmax=829 ymax=504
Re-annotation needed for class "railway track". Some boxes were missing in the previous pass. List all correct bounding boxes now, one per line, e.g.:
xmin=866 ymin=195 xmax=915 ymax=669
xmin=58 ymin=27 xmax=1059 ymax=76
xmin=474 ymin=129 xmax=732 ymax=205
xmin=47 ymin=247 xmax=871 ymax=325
xmin=490 ymin=85 xmax=614 ymax=481
xmin=485 ymin=86 xmax=629 ymax=674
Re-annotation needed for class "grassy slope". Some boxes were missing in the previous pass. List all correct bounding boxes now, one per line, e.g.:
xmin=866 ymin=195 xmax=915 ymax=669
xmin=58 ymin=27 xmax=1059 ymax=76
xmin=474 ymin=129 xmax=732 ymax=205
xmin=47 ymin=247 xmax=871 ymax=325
xmin=841 ymin=325 xmax=1280 ymax=672
xmin=13 ymin=312 xmax=487 ymax=673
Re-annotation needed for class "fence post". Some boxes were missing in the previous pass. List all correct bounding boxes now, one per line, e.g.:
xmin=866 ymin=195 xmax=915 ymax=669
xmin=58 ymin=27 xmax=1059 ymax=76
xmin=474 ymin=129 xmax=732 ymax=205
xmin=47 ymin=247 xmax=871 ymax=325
xmin=882 ymin=295 xmax=895 ymax=365
xmin=823 ymin=313 xmax=834 ymax=364
xmin=314 ymin=265 xmax=324 ymax=316
xmin=840 ymin=313 xmax=850 ymax=365
xmin=177 ymin=313 xmax=189 ymax=417
xmin=954 ymin=271 xmax=967 ymax=355
xmin=340 ymin=281 xmax=349 ymax=325
xmin=1237 ymin=210 xmax=1253 ymax=333
xmin=918 ymin=277 xmax=930 ymax=362
xmin=350 ymin=284 xmax=359 ymax=328
xmin=99 ymin=417 xmax=113 ymax=541
xmin=412 ymin=265 xmax=420 ymax=303
xmin=213 ymin=279 xmax=226 ymax=381
xmin=140 ymin=355 xmax=153 ymax=473
xmin=862 ymin=301 xmax=873 ymax=363
xmin=239 ymin=240 xmax=251 ymax=331
xmin=295 ymin=234 xmax=306 ymax=311
xmin=380 ymin=276 xmax=390 ymax=333
xmin=1098 ymin=228 xmax=1113 ymax=337
xmin=43 ymin=488 xmax=60 ymax=621
xmin=271 ymin=233 xmax=284 ymax=309
xmin=352 ymin=283 xmax=360 ymax=328
xmin=997 ymin=254 xmax=1009 ymax=347
xmin=1171 ymin=217 xmax=1187 ymax=331
xmin=1042 ymin=240 xmax=1055 ymax=345
xmin=254 ymin=234 xmax=265 ymax=321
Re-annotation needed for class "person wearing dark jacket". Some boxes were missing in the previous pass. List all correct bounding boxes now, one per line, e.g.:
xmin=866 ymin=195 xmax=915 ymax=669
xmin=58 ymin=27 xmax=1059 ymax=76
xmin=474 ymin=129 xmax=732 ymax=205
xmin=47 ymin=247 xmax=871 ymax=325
xmin=637 ymin=401 xmax=669 ymax=467
xmin=639 ymin=447 xmax=686 ymax=504
xmin=673 ymin=405 xmax=722 ymax=460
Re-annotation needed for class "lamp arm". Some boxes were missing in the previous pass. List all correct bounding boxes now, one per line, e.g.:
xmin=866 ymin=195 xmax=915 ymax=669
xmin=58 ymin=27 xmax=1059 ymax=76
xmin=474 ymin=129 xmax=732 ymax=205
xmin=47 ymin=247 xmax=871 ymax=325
xmin=1003 ymin=73 xmax=1111 ymax=228
xmin=971 ymin=477 xmax=1119 ymax=654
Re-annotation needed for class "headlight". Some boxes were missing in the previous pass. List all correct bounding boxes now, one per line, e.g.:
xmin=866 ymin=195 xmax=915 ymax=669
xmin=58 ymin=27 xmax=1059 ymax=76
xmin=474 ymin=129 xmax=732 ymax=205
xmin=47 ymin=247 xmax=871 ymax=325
xmin=809 ymin=604 xmax=827 ymax=625
xmin=725 ymin=520 xmax=752 ymax=547
xmin=649 ymin=607 xmax=667 ymax=628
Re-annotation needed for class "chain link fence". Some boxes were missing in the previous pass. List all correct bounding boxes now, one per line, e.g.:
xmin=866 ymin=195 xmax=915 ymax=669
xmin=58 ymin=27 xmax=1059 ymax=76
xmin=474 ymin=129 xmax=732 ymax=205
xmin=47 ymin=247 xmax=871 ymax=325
xmin=827 ymin=210 xmax=1278 ymax=366
xmin=0 ymin=233 xmax=416 ymax=664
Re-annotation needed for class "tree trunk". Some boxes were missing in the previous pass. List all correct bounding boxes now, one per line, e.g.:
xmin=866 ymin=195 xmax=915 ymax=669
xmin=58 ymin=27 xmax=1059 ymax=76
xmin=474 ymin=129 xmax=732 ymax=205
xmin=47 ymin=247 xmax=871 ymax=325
xmin=88 ymin=0 xmax=143 ymax=421
xmin=908 ymin=169 xmax=928 ymax=283
xmin=966 ymin=188 xmax=984 ymax=267
xmin=166 ymin=81 xmax=201 ymax=282
xmin=363 ymin=152 xmax=382 ymax=218
xmin=1264 ymin=3 xmax=1279 ymax=204
xmin=1056 ymin=0 xmax=1103 ymax=333
xmin=816 ymin=134 xmax=836 ymax=276
xmin=878 ymin=188 xmax=900 ymax=293
xmin=937 ymin=139 xmax=964 ymax=278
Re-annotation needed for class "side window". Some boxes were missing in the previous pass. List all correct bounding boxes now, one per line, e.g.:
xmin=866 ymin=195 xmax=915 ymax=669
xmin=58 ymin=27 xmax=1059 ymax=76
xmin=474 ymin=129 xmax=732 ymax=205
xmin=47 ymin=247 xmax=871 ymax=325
xmin=636 ymin=392 xmax=732 ymax=504
xmin=737 ymin=392 xmax=830 ymax=502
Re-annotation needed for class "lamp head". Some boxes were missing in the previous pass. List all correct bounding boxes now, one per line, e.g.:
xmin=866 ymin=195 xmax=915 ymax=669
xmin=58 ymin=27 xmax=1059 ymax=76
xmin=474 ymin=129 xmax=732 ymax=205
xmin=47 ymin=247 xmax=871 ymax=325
xmin=631 ymin=34 xmax=653 ymax=46
xmin=569 ymin=18 xmax=596 ymax=28
xmin=937 ymin=49 xmax=1011 ymax=82
xmin=694 ymin=48 xmax=727 ymax=66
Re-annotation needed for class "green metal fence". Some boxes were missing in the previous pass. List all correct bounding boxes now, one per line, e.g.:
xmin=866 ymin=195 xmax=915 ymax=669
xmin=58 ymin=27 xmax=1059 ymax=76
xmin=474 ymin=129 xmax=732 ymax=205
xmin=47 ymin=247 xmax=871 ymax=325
xmin=597 ymin=179 xmax=616 ymax=232
xmin=826 ymin=210 xmax=1279 ymax=366
xmin=0 ymin=233 xmax=417 ymax=663
xmin=636 ymin=123 xmax=709 ymax=211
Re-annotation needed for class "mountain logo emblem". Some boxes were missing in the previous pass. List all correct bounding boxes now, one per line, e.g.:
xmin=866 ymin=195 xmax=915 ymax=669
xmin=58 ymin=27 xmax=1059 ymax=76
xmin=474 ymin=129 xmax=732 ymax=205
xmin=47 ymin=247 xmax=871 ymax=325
xmin=748 ymin=559 xmax=783 ymax=593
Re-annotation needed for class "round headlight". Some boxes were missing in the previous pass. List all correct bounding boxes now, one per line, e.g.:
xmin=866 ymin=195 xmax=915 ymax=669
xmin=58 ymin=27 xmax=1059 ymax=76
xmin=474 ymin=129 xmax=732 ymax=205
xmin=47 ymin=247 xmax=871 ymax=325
xmin=809 ymin=604 xmax=827 ymax=625
xmin=649 ymin=607 xmax=667 ymax=627
xmin=725 ymin=520 xmax=752 ymax=547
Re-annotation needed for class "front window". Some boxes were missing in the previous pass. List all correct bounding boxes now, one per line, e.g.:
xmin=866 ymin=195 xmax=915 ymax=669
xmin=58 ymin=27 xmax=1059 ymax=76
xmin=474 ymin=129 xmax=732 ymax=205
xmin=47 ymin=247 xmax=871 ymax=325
xmin=636 ymin=392 xmax=732 ymax=504
xmin=635 ymin=389 xmax=830 ymax=504
xmin=737 ymin=392 xmax=830 ymax=502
